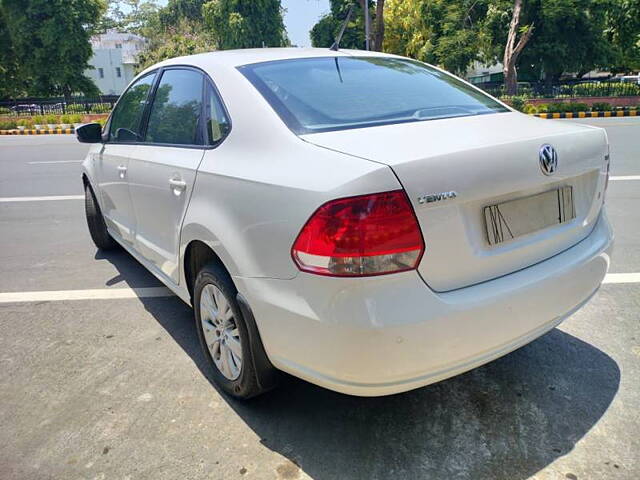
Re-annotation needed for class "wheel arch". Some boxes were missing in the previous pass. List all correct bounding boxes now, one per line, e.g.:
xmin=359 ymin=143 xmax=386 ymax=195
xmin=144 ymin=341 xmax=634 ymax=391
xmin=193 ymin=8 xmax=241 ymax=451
xmin=180 ymin=223 xmax=240 ymax=304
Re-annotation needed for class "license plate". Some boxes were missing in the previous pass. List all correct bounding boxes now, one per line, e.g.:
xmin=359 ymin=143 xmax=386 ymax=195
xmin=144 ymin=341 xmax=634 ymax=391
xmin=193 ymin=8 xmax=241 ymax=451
xmin=484 ymin=186 xmax=575 ymax=245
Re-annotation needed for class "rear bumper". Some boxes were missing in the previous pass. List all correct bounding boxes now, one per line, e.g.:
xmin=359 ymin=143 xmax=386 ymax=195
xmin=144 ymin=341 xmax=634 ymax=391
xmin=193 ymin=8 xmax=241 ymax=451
xmin=235 ymin=210 xmax=614 ymax=396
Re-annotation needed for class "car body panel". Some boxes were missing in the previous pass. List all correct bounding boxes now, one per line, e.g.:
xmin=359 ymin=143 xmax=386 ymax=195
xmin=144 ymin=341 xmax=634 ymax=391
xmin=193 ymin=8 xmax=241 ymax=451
xmin=235 ymin=211 xmax=612 ymax=396
xmin=182 ymin=130 xmax=401 ymax=281
xmin=80 ymin=48 xmax=614 ymax=396
xmin=95 ymin=143 xmax=136 ymax=247
xmin=303 ymin=112 xmax=609 ymax=291
xmin=127 ymin=144 xmax=204 ymax=283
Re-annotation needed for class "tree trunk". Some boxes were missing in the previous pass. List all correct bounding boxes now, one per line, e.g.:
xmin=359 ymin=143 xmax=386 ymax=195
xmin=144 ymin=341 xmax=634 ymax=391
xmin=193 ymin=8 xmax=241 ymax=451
xmin=357 ymin=0 xmax=373 ymax=50
xmin=373 ymin=0 xmax=385 ymax=51
xmin=502 ymin=0 xmax=533 ymax=96
xmin=504 ymin=62 xmax=517 ymax=96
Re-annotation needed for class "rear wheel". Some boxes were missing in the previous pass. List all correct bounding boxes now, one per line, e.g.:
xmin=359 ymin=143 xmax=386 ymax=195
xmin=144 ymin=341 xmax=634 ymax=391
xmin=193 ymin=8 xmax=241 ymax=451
xmin=194 ymin=263 xmax=277 ymax=399
xmin=84 ymin=184 xmax=117 ymax=250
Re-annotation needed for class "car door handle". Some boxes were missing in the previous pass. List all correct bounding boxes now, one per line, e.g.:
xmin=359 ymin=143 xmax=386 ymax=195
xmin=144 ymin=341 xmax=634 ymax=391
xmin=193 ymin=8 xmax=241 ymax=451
xmin=117 ymin=165 xmax=127 ymax=178
xmin=169 ymin=178 xmax=187 ymax=194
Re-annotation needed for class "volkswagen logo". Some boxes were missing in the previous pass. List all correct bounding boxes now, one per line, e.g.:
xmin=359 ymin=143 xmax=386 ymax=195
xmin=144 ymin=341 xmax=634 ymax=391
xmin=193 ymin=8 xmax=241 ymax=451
xmin=539 ymin=144 xmax=558 ymax=176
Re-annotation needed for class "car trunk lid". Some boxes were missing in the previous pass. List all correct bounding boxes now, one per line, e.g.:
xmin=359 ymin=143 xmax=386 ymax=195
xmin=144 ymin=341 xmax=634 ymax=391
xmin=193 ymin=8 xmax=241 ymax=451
xmin=302 ymin=112 xmax=608 ymax=291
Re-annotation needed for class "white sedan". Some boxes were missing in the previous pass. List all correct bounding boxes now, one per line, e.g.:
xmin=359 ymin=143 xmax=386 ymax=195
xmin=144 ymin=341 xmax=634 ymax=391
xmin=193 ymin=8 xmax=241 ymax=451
xmin=76 ymin=48 xmax=613 ymax=398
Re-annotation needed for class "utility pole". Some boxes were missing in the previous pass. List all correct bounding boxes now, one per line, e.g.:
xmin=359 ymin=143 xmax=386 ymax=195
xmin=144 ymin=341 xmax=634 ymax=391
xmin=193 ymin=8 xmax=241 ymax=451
xmin=364 ymin=0 xmax=370 ymax=50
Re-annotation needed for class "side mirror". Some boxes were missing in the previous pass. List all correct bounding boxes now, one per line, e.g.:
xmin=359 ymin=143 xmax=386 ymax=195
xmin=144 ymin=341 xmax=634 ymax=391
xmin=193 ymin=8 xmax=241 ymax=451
xmin=76 ymin=123 xmax=103 ymax=144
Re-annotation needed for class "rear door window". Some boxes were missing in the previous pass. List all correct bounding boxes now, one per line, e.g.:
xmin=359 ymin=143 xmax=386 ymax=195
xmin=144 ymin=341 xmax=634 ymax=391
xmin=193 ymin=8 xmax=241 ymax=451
xmin=144 ymin=69 xmax=204 ymax=146
xmin=109 ymin=72 xmax=156 ymax=142
xmin=206 ymin=84 xmax=231 ymax=145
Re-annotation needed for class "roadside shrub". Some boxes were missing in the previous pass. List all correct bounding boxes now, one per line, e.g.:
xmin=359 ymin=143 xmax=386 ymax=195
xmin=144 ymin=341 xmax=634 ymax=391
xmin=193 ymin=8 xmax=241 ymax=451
xmin=45 ymin=114 xmax=58 ymax=124
xmin=0 ymin=107 xmax=12 ymax=115
xmin=66 ymin=104 xmax=86 ymax=114
xmin=17 ymin=118 xmax=34 ymax=128
xmin=31 ymin=115 xmax=45 ymax=125
xmin=536 ymin=103 xmax=549 ymax=113
xmin=546 ymin=103 xmax=563 ymax=113
xmin=572 ymin=81 xmax=640 ymax=97
xmin=510 ymin=96 xmax=527 ymax=111
xmin=90 ymin=103 xmax=111 ymax=114
xmin=70 ymin=114 xmax=83 ymax=123
xmin=571 ymin=103 xmax=589 ymax=112
xmin=0 ymin=120 xmax=17 ymax=130
xmin=591 ymin=102 xmax=612 ymax=111
xmin=60 ymin=114 xmax=73 ymax=124
xmin=522 ymin=103 xmax=538 ymax=114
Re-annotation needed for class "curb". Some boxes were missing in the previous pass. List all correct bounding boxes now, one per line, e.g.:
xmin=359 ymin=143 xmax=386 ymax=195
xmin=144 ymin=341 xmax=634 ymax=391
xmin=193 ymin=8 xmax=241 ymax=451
xmin=0 ymin=128 xmax=75 ymax=135
xmin=533 ymin=110 xmax=638 ymax=119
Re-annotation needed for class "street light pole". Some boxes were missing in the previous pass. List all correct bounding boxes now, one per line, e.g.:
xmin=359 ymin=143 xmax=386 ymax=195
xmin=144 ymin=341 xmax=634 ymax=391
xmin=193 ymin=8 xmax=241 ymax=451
xmin=364 ymin=0 xmax=370 ymax=50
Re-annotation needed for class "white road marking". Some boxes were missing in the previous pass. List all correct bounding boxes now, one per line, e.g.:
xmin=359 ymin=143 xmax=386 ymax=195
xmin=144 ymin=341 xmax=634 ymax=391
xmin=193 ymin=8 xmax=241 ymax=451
xmin=0 ymin=195 xmax=83 ymax=203
xmin=0 ymin=274 xmax=637 ymax=304
xmin=27 ymin=160 xmax=83 ymax=165
xmin=610 ymin=175 xmax=640 ymax=181
xmin=0 ymin=287 xmax=173 ymax=304
xmin=602 ymin=273 xmax=640 ymax=284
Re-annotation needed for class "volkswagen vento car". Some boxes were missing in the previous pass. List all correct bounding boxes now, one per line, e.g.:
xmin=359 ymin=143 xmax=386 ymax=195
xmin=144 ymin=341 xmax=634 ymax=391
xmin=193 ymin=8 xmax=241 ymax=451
xmin=76 ymin=48 xmax=614 ymax=399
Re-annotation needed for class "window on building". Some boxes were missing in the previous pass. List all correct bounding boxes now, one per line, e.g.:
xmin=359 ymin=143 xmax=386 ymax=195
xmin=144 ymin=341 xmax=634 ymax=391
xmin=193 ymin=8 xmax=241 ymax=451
xmin=98 ymin=68 xmax=104 ymax=79
xmin=116 ymin=67 xmax=122 ymax=78
xmin=109 ymin=73 xmax=156 ymax=143
xmin=145 ymin=69 xmax=204 ymax=145
xmin=116 ymin=43 xmax=122 ymax=49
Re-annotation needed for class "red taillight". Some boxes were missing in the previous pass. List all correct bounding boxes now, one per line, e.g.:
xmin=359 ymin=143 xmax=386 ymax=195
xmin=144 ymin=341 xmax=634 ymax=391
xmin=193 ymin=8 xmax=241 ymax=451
xmin=291 ymin=190 xmax=425 ymax=276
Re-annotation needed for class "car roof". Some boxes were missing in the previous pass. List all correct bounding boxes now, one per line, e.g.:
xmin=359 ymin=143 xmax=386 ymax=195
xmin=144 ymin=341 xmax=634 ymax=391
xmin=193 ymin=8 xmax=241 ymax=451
xmin=139 ymin=47 xmax=397 ymax=75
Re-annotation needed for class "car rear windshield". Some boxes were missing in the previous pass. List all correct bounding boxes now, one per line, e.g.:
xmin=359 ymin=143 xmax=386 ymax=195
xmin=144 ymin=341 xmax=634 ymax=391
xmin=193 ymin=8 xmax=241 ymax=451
xmin=239 ymin=56 xmax=509 ymax=134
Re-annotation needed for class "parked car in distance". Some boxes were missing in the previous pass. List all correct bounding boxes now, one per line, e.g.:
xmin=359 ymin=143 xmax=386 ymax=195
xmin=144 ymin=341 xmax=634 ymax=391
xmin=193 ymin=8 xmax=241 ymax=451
xmin=619 ymin=75 xmax=640 ymax=85
xmin=77 ymin=48 xmax=614 ymax=399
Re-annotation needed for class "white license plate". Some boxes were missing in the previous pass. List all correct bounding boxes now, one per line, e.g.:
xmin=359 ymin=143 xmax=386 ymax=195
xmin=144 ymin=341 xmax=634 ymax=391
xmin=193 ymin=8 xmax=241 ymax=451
xmin=484 ymin=186 xmax=575 ymax=245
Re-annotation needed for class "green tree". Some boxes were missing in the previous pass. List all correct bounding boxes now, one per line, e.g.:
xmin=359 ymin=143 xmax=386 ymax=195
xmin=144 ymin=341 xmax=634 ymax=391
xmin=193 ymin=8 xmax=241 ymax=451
xmin=136 ymin=20 xmax=214 ymax=71
xmin=606 ymin=0 xmax=640 ymax=72
xmin=516 ymin=0 xmax=614 ymax=83
xmin=384 ymin=0 xmax=490 ymax=75
xmin=0 ymin=8 xmax=23 ymax=98
xmin=159 ymin=0 xmax=207 ymax=26
xmin=483 ymin=0 xmax=617 ymax=85
xmin=1 ymin=0 xmax=105 ymax=98
xmin=310 ymin=0 xmax=383 ymax=50
xmin=203 ymin=0 xmax=287 ymax=49
xmin=97 ymin=1 xmax=161 ymax=34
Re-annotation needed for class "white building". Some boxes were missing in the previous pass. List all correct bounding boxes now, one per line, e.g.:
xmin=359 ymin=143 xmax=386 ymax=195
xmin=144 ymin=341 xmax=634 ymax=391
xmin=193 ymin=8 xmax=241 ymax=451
xmin=466 ymin=61 xmax=504 ymax=85
xmin=85 ymin=31 xmax=147 ymax=95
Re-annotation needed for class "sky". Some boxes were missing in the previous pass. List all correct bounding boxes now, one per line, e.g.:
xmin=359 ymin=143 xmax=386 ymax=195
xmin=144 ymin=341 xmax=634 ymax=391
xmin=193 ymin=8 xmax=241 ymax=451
xmin=282 ymin=0 xmax=330 ymax=47
xmin=153 ymin=0 xmax=331 ymax=48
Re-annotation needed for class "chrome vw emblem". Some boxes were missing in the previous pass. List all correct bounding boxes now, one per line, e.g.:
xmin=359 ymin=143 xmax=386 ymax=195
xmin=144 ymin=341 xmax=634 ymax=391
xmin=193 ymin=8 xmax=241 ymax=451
xmin=539 ymin=144 xmax=558 ymax=176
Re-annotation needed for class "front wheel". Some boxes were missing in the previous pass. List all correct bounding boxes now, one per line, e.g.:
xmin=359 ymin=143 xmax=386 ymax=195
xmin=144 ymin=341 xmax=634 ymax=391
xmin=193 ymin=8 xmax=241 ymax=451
xmin=194 ymin=263 xmax=277 ymax=399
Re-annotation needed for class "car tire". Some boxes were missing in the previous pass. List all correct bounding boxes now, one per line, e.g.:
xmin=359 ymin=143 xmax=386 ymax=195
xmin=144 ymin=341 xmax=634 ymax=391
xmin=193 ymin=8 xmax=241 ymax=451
xmin=84 ymin=184 xmax=118 ymax=250
xmin=194 ymin=262 xmax=277 ymax=399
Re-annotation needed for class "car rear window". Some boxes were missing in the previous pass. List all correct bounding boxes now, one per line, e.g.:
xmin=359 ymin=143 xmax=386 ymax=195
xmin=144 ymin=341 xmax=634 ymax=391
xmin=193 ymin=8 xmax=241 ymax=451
xmin=239 ymin=56 xmax=509 ymax=134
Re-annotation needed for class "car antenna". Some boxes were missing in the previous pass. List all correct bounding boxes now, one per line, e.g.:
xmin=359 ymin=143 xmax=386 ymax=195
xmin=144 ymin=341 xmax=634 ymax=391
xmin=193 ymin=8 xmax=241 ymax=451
xmin=330 ymin=4 xmax=355 ymax=51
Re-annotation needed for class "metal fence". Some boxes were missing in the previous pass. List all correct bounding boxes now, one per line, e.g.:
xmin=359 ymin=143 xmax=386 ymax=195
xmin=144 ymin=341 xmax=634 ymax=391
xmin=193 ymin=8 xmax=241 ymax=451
xmin=477 ymin=80 xmax=640 ymax=99
xmin=0 ymin=96 xmax=119 ymax=116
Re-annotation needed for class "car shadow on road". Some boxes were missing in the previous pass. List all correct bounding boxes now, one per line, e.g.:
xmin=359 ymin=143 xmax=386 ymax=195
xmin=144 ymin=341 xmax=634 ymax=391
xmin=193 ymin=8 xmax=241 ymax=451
xmin=98 ymin=250 xmax=621 ymax=480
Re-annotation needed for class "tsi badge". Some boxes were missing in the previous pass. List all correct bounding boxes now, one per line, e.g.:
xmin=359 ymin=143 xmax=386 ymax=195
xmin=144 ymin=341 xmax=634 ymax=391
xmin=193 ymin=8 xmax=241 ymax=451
xmin=417 ymin=191 xmax=458 ymax=205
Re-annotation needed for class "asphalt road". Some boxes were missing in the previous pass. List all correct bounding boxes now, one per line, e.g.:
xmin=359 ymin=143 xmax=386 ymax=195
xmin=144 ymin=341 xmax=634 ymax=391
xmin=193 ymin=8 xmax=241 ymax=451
xmin=0 ymin=117 xmax=639 ymax=480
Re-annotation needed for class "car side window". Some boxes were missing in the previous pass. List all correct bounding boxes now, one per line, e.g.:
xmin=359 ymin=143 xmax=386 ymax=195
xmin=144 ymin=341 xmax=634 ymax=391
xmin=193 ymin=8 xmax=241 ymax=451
xmin=207 ymin=84 xmax=231 ymax=145
xmin=145 ymin=69 xmax=204 ymax=145
xmin=109 ymin=73 xmax=156 ymax=143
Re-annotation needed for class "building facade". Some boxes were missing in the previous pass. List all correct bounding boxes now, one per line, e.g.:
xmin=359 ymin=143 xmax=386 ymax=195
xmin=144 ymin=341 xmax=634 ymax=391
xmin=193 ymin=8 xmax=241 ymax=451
xmin=85 ymin=31 xmax=147 ymax=95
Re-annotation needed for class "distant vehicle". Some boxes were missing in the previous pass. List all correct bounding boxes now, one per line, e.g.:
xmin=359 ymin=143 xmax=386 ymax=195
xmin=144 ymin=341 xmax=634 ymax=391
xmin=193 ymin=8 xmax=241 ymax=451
xmin=620 ymin=75 xmax=640 ymax=85
xmin=76 ymin=48 xmax=614 ymax=399
xmin=11 ymin=104 xmax=39 ymax=114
